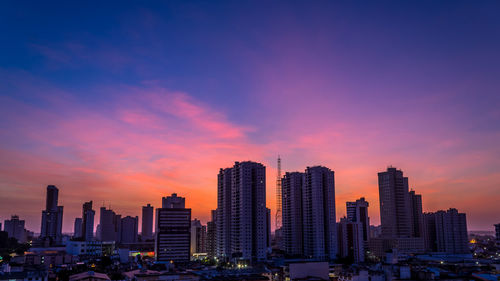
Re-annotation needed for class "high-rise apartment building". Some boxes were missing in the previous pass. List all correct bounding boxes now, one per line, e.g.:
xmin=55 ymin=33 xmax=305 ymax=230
xmin=337 ymin=217 xmax=364 ymax=263
xmin=282 ymin=172 xmax=304 ymax=256
xmin=378 ymin=167 xmax=412 ymax=238
xmin=216 ymin=168 xmax=232 ymax=259
xmin=4 ymin=215 xmax=26 ymax=243
xmin=346 ymin=197 xmax=370 ymax=244
xmin=495 ymin=223 xmax=500 ymax=246
xmin=191 ymin=219 xmax=206 ymax=255
xmin=99 ymin=207 xmax=121 ymax=242
xmin=280 ymin=166 xmax=338 ymax=260
xmin=120 ymin=216 xmax=139 ymax=244
xmin=206 ymin=210 xmax=217 ymax=258
xmin=302 ymin=166 xmax=337 ymax=260
xmin=82 ymin=201 xmax=95 ymax=241
xmin=216 ymin=161 xmax=268 ymax=262
xmin=409 ymin=190 xmax=424 ymax=238
xmin=74 ymin=218 xmax=82 ymax=238
xmin=142 ymin=204 xmax=154 ymax=240
xmin=40 ymin=185 xmax=64 ymax=245
xmin=422 ymin=212 xmax=437 ymax=252
xmin=372 ymin=167 xmax=424 ymax=256
xmin=155 ymin=193 xmax=191 ymax=263
xmin=266 ymin=207 xmax=271 ymax=250
xmin=423 ymin=208 xmax=468 ymax=254
xmin=45 ymin=185 xmax=58 ymax=210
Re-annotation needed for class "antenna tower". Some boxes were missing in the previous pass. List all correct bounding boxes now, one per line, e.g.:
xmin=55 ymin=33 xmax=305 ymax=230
xmin=275 ymin=155 xmax=282 ymax=231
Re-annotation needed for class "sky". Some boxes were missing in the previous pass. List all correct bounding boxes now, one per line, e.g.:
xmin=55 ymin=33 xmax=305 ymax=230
xmin=0 ymin=1 xmax=499 ymax=233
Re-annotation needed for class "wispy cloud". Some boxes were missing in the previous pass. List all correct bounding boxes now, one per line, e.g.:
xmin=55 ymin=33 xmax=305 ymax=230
xmin=0 ymin=79 xmax=262 ymax=231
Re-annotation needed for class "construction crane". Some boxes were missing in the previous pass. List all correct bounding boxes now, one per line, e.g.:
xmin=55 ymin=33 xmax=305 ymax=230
xmin=275 ymin=155 xmax=282 ymax=231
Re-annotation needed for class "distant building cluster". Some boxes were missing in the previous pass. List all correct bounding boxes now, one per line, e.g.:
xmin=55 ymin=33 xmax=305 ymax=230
xmin=2 ymin=161 xmax=499 ymax=281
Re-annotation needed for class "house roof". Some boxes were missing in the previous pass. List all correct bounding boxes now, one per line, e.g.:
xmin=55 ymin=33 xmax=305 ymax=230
xmin=69 ymin=271 xmax=110 ymax=281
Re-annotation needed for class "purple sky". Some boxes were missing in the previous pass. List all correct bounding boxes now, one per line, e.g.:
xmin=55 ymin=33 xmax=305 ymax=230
xmin=0 ymin=1 xmax=499 ymax=232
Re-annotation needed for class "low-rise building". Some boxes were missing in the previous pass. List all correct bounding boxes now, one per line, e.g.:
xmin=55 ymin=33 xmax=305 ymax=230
xmin=24 ymin=247 xmax=77 ymax=267
xmin=288 ymin=262 xmax=329 ymax=280
xmin=123 ymin=269 xmax=161 ymax=281
xmin=0 ymin=266 xmax=48 ymax=281
xmin=66 ymin=240 xmax=115 ymax=257
xmin=123 ymin=270 xmax=200 ymax=281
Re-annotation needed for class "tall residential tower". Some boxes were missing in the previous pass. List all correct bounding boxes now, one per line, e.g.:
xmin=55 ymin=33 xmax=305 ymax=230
xmin=155 ymin=193 xmax=191 ymax=263
xmin=374 ymin=167 xmax=424 ymax=255
xmin=40 ymin=185 xmax=64 ymax=245
xmin=302 ymin=166 xmax=337 ymax=260
xmin=423 ymin=208 xmax=468 ymax=254
xmin=346 ymin=197 xmax=370 ymax=244
xmin=281 ymin=172 xmax=304 ymax=256
xmin=142 ymin=204 xmax=154 ymax=240
xmin=99 ymin=207 xmax=120 ymax=242
xmin=216 ymin=161 xmax=268 ymax=262
xmin=81 ymin=201 xmax=95 ymax=241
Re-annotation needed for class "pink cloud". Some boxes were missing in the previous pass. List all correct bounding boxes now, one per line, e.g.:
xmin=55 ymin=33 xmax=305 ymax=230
xmin=1 ymin=72 xmax=499 ymax=232
xmin=0 ymin=83 xmax=264 ymax=232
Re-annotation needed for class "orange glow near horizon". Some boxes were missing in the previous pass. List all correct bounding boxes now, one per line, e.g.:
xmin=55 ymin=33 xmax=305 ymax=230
xmin=0 ymin=84 xmax=498 ymax=233
xmin=1 ymin=6 xmax=500 ymax=233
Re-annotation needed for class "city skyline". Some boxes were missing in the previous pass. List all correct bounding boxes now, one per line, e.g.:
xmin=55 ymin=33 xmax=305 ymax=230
xmin=1 ymin=1 xmax=500 ymax=233
xmin=0 ymin=164 xmax=493 ymax=235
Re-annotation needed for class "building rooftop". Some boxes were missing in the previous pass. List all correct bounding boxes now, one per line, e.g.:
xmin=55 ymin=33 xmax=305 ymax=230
xmin=69 ymin=271 xmax=110 ymax=281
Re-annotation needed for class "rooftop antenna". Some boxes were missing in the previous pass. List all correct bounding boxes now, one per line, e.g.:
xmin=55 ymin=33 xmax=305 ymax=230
xmin=275 ymin=155 xmax=282 ymax=231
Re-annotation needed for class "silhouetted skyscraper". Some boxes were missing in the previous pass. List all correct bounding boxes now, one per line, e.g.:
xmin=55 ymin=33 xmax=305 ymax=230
xmin=346 ymin=197 xmax=370 ymax=244
xmin=40 ymin=185 xmax=64 ymax=245
xmin=99 ymin=207 xmax=121 ymax=242
xmin=46 ymin=185 xmax=58 ymax=211
xmin=266 ymin=207 xmax=271 ymax=250
xmin=495 ymin=223 xmax=500 ymax=246
xmin=373 ymin=167 xmax=424 ymax=256
xmin=120 ymin=216 xmax=139 ymax=244
xmin=216 ymin=167 xmax=232 ymax=259
xmin=216 ymin=161 xmax=268 ymax=262
xmin=81 ymin=201 xmax=95 ymax=241
xmin=4 ymin=215 xmax=26 ymax=243
xmin=73 ymin=218 xmax=82 ymax=238
xmin=155 ymin=193 xmax=191 ymax=263
xmin=337 ymin=217 xmax=364 ymax=263
xmin=423 ymin=212 xmax=437 ymax=252
xmin=378 ymin=167 xmax=412 ymax=238
xmin=142 ymin=204 xmax=154 ymax=240
xmin=191 ymin=219 xmax=206 ymax=255
xmin=206 ymin=210 xmax=217 ymax=258
xmin=409 ymin=190 xmax=424 ymax=238
xmin=302 ymin=166 xmax=337 ymax=260
xmin=424 ymin=208 xmax=468 ymax=254
xmin=282 ymin=172 xmax=304 ymax=256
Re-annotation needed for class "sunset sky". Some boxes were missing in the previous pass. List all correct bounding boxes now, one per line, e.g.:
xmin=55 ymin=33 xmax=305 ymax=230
xmin=1 ymin=1 xmax=499 ymax=233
